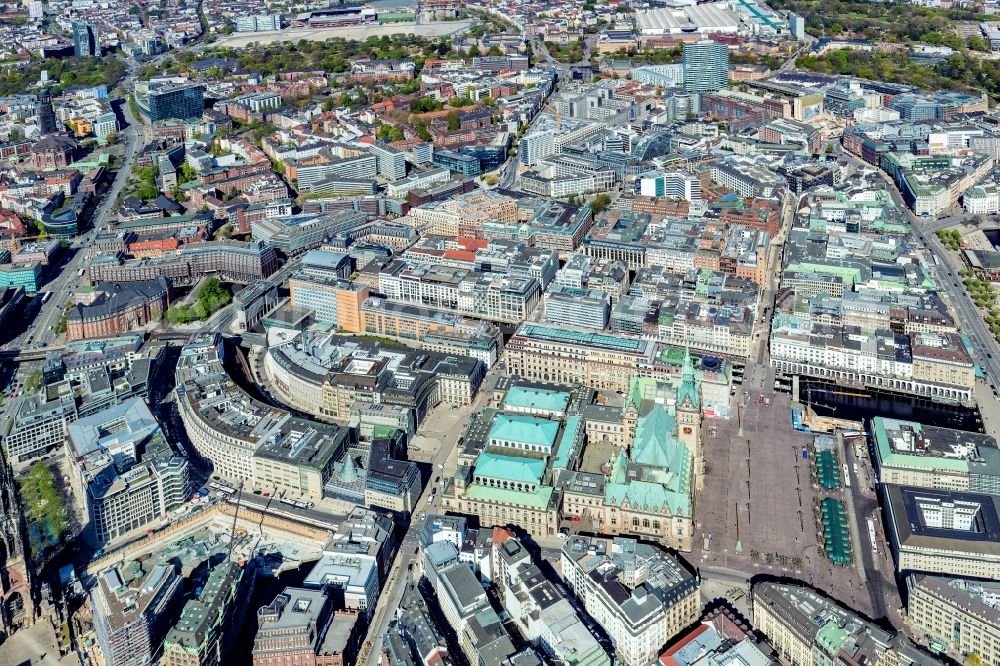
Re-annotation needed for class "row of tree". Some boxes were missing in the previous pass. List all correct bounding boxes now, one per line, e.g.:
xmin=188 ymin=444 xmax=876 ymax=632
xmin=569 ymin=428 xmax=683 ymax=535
xmin=797 ymin=49 xmax=1000 ymax=98
xmin=0 ymin=56 xmax=125 ymax=96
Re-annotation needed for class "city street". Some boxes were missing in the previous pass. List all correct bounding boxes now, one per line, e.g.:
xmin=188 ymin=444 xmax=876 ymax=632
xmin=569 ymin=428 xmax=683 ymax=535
xmin=834 ymin=146 xmax=1000 ymax=383
xmin=841 ymin=433 xmax=902 ymax=626
xmin=494 ymin=35 xmax=595 ymax=192
xmin=359 ymin=364 xmax=506 ymax=666
xmin=4 ymin=66 xmax=145 ymax=355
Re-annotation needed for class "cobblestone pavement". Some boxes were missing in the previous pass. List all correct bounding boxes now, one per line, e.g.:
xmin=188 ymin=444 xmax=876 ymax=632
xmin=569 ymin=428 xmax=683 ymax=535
xmin=694 ymin=364 xmax=902 ymax=625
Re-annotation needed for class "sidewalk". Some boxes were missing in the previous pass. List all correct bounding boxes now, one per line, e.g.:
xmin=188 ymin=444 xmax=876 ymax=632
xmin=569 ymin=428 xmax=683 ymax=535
xmin=975 ymin=381 xmax=1000 ymax=439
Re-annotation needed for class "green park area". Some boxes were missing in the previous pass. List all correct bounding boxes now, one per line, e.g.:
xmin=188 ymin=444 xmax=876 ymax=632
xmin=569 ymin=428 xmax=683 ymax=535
xmin=19 ymin=462 xmax=69 ymax=559
xmin=769 ymin=0 xmax=1000 ymax=95
xmin=165 ymin=278 xmax=232 ymax=324
xmin=0 ymin=56 xmax=125 ymax=96
xmin=545 ymin=38 xmax=586 ymax=63
xmin=770 ymin=0 xmax=991 ymax=46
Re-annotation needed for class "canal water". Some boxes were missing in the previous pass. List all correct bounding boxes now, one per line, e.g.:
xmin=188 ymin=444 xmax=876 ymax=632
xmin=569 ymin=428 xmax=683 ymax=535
xmin=983 ymin=229 xmax=1000 ymax=250
xmin=799 ymin=379 xmax=984 ymax=433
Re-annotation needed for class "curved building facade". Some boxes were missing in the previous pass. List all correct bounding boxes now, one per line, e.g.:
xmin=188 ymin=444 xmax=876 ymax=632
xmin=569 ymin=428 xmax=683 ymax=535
xmin=259 ymin=331 xmax=484 ymax=426
xmin=175 ymin=333 xmax=422 ymax=508
xmin=262 ymin=345 xmax=328 ymax=417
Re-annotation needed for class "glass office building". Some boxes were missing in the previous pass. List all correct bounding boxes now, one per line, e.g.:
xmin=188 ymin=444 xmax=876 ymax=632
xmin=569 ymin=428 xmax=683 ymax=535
xmin=137 ymin=83 xmax=206 ymax=122
xmin=682 ymin=40 xmax=730 ymax=94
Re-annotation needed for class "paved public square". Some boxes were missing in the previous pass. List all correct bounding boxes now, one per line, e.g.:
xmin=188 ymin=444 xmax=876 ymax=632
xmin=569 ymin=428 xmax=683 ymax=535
xmin=693 ymin=363 xmax=892 ymax=620
xmin=696 ymin=386 xmax=816 ymax=570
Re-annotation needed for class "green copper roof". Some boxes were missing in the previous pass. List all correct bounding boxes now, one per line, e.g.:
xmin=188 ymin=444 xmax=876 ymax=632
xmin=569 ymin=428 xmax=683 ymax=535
xmin=871 ymin=416 xmax=968 ymax=473
xmin=626 ymin=375 xmax=672 ymax=416
xmin=464 ymin=482 xmax=554 ymax=509
xmin=816 ymin=620 xmax=851 ymax=657
xmin=519 ymin=324 xmax=651 ymax=354
xmin=475 ymin=451 xmax=545 ymax=484
xmin=632 ymin=406 xmax=679 ymax=469
xmin=551 ymin=415 xmax=583 ymax=470
xmin=488 ymin=414 xmax=559 ymax=449
xmin=630 ymin=407 xmax=692 ymax=493
xmin=605 ymin=480 xmax=690 ymax=517
xmin=502 ymin=385 xmax=571 ymax=414
xmin=785 ymin=262 xmax=862 ymax=284
xmin=613 ymin=371 xmax=696 ymax=519
xmin=677 ymin=347 xmax=699 ymax=410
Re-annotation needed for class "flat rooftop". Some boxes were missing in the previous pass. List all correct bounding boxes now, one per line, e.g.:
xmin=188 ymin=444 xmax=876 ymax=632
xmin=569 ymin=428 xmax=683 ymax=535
xmin=872 ymin=416 xmax=1000 ymax=475
xmin=514 ymin=323 xmax=655 ymax=356
xmin=884 ymin=484 xmax=1000 ymax=556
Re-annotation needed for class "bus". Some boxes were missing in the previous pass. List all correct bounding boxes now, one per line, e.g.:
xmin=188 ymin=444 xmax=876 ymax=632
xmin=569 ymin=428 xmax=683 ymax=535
xmin=208 ymin=482 xmax=236 ymax=496
xmin=41 ymin=291 xmax=51 ymax=304
xmin=843 ymin=463 xmax=851 ymax=488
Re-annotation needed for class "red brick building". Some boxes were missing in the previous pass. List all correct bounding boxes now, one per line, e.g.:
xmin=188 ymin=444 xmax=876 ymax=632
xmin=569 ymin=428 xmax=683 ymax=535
xmin=719 ymin=200 xmax=780 ymax=236
xmin=66 ymin=278 xmax=170 ymax=341
xmin=0 ymin=140 xmax=31 ymax=160
xmin=129 ymin=234 xmax=199 ymax=258
xmin=200 ymin=160 xmax=271 ymax=185
xmin=0 ymin=211 xmax=26 ymax=253
xmin=629 ymin=196 xmax=690 ymax=218
xmin=251 ymin=592 xmax=361 ymax=666
xmin=30 ymin=134 xmax=76 ymax=168
xmin=179 ymin=240 xmax=279 ymax=283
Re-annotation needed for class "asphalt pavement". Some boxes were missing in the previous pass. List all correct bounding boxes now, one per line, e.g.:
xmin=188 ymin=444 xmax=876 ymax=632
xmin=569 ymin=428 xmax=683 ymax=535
xmin=836 ymin=147 xmax=1000 ymax=383
xmin=8 ymin=66 xmax=146 ymax=354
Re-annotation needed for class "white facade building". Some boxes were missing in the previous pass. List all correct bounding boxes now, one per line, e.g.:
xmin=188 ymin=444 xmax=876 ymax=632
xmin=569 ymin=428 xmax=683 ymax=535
xmin=520 ymin=132 xmax=556 ymax=166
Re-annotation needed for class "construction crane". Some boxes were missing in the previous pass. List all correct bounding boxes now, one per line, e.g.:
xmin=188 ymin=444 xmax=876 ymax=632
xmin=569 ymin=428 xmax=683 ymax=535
xmin=226 ymin=480 xmax=246 ymax=562
xmin=1 ymin=233 xmax=55 ymax=247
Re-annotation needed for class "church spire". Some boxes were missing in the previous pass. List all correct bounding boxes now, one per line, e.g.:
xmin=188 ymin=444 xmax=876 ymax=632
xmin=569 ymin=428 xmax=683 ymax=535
xmin=340 ymin=455 xmax=359 ymax=483
xmin=678 ymin=347 xmax=699 ymax=411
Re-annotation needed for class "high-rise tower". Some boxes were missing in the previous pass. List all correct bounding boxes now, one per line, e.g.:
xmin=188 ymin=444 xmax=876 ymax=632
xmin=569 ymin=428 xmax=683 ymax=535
xmin=682 ymin=39 xmax=729 ymax=94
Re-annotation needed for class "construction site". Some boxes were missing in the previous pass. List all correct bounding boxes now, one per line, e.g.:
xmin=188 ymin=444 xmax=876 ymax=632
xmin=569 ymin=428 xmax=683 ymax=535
xmin=82 ymin=498 xmax=330 ymax=581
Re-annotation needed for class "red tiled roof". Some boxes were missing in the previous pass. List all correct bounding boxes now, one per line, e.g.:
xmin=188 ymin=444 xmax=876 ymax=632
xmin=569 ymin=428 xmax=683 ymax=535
xmin=658 ymin=624 xmax=712 ymax=666
xmin=443 ymin=249 xmax=476 ymax=263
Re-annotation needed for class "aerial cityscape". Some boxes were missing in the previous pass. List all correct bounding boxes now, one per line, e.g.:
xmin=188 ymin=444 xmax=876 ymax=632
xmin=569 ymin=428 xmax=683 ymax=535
xmin=1 ymin=0 xmax=1000 ymax=664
